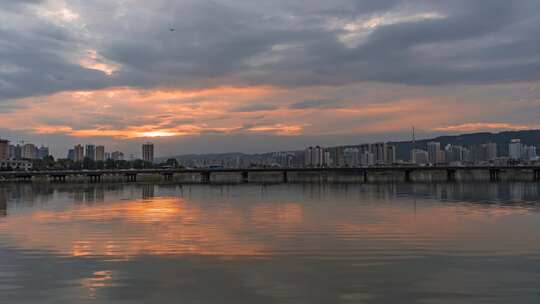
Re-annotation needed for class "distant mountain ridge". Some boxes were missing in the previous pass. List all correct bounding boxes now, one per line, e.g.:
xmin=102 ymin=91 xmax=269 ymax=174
xmin=158 ymin=130 xmax=540 ymax=162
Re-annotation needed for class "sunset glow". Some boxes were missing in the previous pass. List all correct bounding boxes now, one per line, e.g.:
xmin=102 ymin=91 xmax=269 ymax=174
xmin=1 ymin=0 xmax=539 ymax=157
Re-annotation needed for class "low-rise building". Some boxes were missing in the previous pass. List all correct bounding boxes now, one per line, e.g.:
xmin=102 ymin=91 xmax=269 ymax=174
xmin=0 ymin=160 xmax=33 ymax=171
xmin=111 ymin=151 xmax=124 ymax=161
xmin=37 ymin=146 xmax=49 ymax=159
xmin=411 ymin=149 xmax=429 ymax=165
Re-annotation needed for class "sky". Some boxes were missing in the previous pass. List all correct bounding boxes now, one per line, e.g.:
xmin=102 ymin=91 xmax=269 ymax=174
xmin=1 ymin=0 xmax=540 ymax=158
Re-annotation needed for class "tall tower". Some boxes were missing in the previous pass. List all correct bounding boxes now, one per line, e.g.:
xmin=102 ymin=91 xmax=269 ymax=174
xmin=74 ymin=145 xmax=84 ymax=162
xmin=85 ymin=144 xmax=96 ymax=160
xmin=142 ymin=143 xmax=154 ymax=163
xmin=410 ymin=126 xmax=416 ymax=163
xmin=0 ymin=139 xmax=9 ymax=161
xmin=412 ymin=126 xmax=416 ymax=150
xmin=95 ymin=146 xmax=105 ymax=161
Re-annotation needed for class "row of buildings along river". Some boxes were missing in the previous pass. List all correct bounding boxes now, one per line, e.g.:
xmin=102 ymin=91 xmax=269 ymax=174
xmin=1 ymin=135 xmax=539 ymax=171
xmin=0 ymin=139 xmax=155 ymax=171
xmin=176 ymin=139 xmax=539 ymax=169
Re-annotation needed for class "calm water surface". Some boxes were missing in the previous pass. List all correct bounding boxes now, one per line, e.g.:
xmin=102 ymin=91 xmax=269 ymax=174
xmin=1 ymin=183 xmax=540 ymax=303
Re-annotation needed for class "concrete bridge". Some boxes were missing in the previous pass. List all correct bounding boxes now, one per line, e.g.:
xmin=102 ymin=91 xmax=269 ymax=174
xmin=2 ymin=166 xmax=540 ymax=183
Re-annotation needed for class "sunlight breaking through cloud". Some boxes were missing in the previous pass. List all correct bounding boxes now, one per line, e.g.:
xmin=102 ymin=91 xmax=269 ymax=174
xmin=331 ymin=10 xmax=447 ymax=48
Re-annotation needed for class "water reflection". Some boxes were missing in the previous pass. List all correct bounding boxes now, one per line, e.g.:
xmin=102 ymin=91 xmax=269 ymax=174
xmin=0 ymin=189 xmax=6 ymax=217
xmin=142 ymin=184 xmax=155 ymax=199
xmin=1 ymin=183 xmax=540 ymax=303
xmin=1 ymin=183 xmax=539 ymax=259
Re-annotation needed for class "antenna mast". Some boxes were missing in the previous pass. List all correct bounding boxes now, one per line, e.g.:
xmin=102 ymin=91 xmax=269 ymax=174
xmin=411 ymin=126 xmax=416 ymax=163
xmin=412 ymin=126 xmax=416 ymax=150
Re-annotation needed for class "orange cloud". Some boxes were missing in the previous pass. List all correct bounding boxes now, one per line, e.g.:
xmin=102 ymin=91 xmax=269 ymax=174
xmin=246 ymin=124 xmax=305 ymax=136
xmin=0 ymin=84 xmax=530 ymax=143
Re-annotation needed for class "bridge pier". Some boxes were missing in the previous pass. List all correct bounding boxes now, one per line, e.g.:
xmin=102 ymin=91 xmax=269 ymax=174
xmin=363 ymin=170 xmax=368 ymax=183
xmin=0 ymin=198 xmax=6 ymax=217
xmin=241 ymin=171 xmax=249 ymax=183
xmin=283 ymin=171 xmax=288 ymax=183
xmin=534 ymin=169 xmax=540 ymax=182
xmin=201 ymin=172 xmax=211 ymax=184
xmin=50 ymin=175 xmax=66 ymax=183
xmin=19 ymin=175 xmax=32 ymax=182
xmin=125 ymin=173 xmax=137 ymax=182
xmin=489 ymin=169 xmax=500 ymax=182
xmin=88 ymin=175 xmax=102 ymax=183
xmin=405 ymin=170 xmax=412 ymax=182
xmin=162 ymin=172 xmax=174 ymax=182
xmin=447 ymin=169 xmax=456 ymax=182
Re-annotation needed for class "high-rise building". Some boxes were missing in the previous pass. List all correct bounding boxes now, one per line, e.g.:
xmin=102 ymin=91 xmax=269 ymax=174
xmin=359 ymin=144 xmax=371 ymax=155
xmin=360 ymin=150 xmax=375 ymax=166
xmin=9 ymin=144 xmax=22 ymax=160
xmin=324 ymin=150 xmax=332 ymax=167
xmin=305 ymin=146 xmax=315 ymax=167
xmin=67 ymin=149 xmax=75 ymax=161
xmin=509 ymin=139 xmax=522 ymax=160
xmin=142 ymin=143 xmax=154 ymax=163
xmin=22 ymin=143 xmax=37 ymax=160
xmin=522 ymin=145 xmax=537 ymax=161
xmin=343 ymin=148 xmax=360 ymax=167
xmin=484 ymin=143 xmax=497 ymax=160
xmin=85 ymin=144 xmax=96 ymax=160
xmin=95 ymin=146 xmax=105 ymax=161
xmin=445 ymin=145 xmax=468 ymax=164
xmin=0 ymin=139 xmax=9 ymax=160
xmin=427 ymin=142 xmax=441 ymax=164
xmin=386 ymin=145 xmax=396 ymax=164
xmin=74 ymin=144 xmax=84 ymax=162
xmin=105 ymin=152 xmax=111 ymax=160
xmin=326 ymin=147 xmax=345 ymax=167
xmin=370 ymin=142 xmax=387 ymax=165
xmin=436 ymin=150 xmax=446 ymax=164
xmin=111 ymin=151 xmax=124 ymax=161
xmin=37 ymin=146 xmax=49 ymax=159
xmin=304 ymin=146 xmax=326 ymax=167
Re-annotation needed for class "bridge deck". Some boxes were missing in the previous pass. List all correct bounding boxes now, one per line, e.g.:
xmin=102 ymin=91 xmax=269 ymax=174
xmin=0 ymin=166 xmax=539 ymax=178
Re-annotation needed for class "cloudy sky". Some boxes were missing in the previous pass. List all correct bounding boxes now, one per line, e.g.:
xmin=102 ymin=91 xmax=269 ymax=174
xmin=1 ymin=0 xmax=540 ymax=157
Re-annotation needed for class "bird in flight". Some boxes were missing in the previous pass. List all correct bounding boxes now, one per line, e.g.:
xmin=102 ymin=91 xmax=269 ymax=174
xmin=170 ymin=28 xmax=175 ymax=32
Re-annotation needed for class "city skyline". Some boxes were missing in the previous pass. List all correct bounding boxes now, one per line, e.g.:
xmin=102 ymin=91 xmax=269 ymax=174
xmin=1 ymin=1 xmax=540 ymax=157
xmin=3 ymin=2 xmax=540 ymax=303
xmin=2 ymin=128 xmax=540 ymax=161
xmin=2 ymin=129 xmax=540 ymax=171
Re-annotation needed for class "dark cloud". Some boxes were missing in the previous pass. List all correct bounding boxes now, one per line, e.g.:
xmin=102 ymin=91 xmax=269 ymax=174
xmin=289 ymin=99 xmax=347 ymax=109
xmin=0 ymin=99 xmax=27 ymax=113
xmin=1 ymin=0 xmax=540 ymax=101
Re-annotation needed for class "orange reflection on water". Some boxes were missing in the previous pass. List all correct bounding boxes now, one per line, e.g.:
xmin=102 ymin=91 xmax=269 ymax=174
xmin=81 ymin=270 xmax=115 ymax=299
xmin=0 ymin=194 xmax=537 ymax=259
xmin=250 ymin=203 xmax=304 ymax=229
xmin=0 ymin=197 xmax=271 ymax=259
